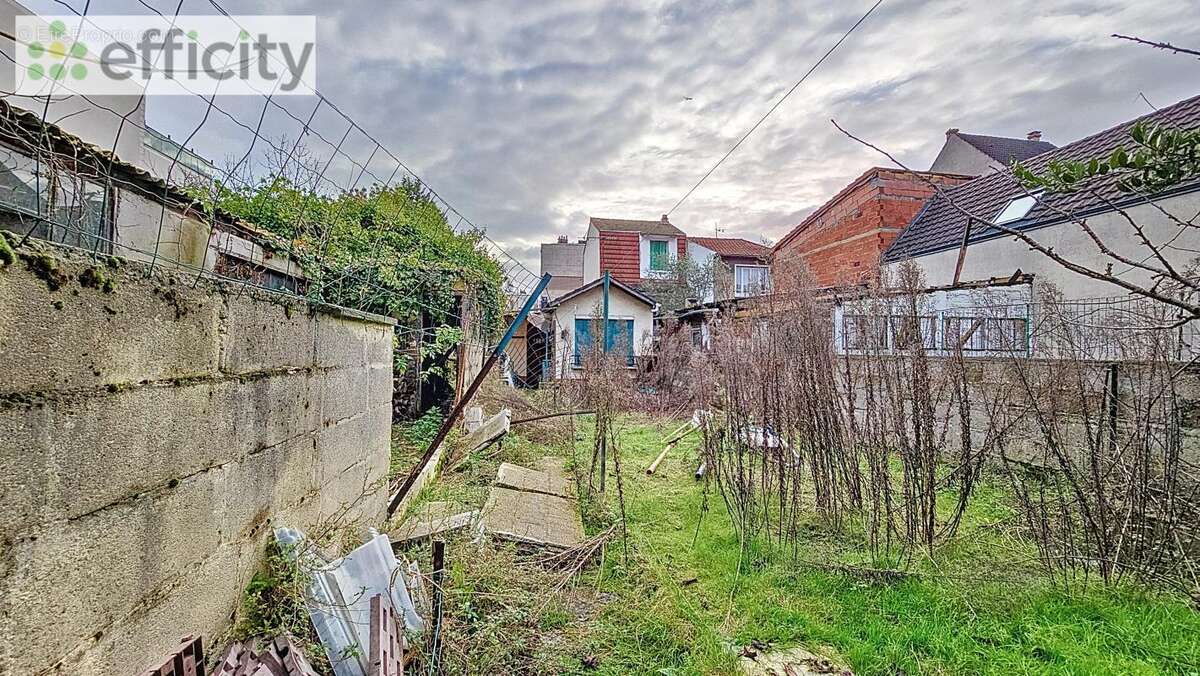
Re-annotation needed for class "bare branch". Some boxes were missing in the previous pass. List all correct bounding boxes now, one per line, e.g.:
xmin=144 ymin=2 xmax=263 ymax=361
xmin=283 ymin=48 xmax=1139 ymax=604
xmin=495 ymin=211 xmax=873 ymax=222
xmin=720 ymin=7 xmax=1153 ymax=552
xmin=1113 ymin=34 xmax=1200 ymax=59
xmin=830 ymin=119 xmax=1200 ymax=319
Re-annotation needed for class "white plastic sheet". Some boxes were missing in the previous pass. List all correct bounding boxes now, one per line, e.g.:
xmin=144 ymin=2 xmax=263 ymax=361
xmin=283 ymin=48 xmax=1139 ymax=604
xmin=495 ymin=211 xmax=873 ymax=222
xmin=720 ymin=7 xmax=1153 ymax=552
xmin=275 ymin=527 xmax=424 ymax=676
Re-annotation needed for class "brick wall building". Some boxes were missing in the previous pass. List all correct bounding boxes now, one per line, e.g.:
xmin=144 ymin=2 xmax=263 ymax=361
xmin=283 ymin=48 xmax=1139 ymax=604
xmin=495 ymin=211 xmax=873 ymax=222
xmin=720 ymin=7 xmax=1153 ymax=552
xmin=772 ymin=168 xmax=971 ymax=289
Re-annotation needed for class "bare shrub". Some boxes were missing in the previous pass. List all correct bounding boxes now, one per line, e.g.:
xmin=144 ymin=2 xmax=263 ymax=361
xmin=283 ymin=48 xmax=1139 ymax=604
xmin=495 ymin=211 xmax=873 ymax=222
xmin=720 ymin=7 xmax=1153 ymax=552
xmin=634 ymin=316 xmax=713 ymax=415
xmin=988 ymin=289 xmax=1200 ymax=598
xmin=700 ymin=262 xmax=1001 ymax=566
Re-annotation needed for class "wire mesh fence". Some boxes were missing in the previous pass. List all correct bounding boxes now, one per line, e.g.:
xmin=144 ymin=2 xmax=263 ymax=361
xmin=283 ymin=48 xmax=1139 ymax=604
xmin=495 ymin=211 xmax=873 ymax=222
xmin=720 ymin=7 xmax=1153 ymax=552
xmin=0 ymin=2 xmax=541 ymax=358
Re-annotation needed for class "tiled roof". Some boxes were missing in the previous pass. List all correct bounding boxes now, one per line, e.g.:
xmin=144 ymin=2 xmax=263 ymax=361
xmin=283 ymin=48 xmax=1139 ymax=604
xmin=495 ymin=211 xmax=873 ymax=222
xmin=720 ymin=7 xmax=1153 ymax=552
xmin=589 ymin=216 xmax=685 ymax=237
xmin=884 ymin=94 xmax=1200 ymax=263
xmin=956 ymin=132 xmax=1056 ymax=165
xmin=690 ymin=236 xmax=770 ymax=259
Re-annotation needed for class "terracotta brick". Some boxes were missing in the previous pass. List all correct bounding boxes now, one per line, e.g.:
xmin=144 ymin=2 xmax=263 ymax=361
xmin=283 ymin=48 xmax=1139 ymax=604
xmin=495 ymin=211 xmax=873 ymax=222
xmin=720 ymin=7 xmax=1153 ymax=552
xmin=774 ymin=168 xmax=970 ymax=287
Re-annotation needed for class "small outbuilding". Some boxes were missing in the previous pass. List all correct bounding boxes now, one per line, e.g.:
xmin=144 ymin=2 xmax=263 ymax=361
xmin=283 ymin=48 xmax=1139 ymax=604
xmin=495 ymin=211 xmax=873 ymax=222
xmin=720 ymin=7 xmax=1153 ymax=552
xmin=542 ymin=276 xmax=657 ymax=379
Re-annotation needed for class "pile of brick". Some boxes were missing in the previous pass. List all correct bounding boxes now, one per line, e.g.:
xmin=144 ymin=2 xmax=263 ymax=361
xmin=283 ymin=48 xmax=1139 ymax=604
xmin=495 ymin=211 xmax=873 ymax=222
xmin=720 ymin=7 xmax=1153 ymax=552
xmin=214 ymin=637 xmax=319 ymax=676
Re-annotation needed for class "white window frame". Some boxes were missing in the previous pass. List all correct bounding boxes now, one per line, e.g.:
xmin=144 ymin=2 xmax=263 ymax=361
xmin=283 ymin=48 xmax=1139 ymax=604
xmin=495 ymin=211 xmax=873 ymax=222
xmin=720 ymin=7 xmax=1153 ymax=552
xmin=643 ymin=235 xmax=675 ymax=278
xmin=734 ymin=264 xmax=771 ymax=297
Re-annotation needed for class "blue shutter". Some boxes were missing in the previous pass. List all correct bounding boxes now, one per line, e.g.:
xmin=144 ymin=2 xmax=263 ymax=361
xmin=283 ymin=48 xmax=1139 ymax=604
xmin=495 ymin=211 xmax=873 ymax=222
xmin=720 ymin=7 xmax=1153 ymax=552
xmin=574 ymin=318 xmax=593 ymax=366
xmin=624 ymin=319 xmax=635 ymax=366
xmin=604 ymin=319 xmax=635 ymax=366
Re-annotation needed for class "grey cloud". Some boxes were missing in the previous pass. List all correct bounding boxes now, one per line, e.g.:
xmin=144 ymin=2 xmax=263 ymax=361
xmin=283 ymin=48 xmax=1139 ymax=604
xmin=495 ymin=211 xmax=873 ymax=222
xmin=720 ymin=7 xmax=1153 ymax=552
xmin=95 ymin=0 xmax=1200 ymax=269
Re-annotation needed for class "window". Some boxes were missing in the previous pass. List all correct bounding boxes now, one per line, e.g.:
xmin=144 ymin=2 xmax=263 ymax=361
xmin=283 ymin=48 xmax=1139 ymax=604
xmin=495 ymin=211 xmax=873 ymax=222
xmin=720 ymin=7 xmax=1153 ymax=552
xmin=649 ymin=239 xmax=670 ymax=272
xmin=50 ymin=173 xmax=108 ymax=251
xmin=735 ymin=265 xmax=771 ymax=297
xmin=0 ymin=143 xmax=110 ymax=253
xmin=889 ymin=315 xmax=937 ymax=350
xmin=993 ymin=194 xmax=1038 ymax=225
xmin=943 ymin=316 xmax=1028 ymax=352
xmin=574 ymin=317 xmax=636 ymax=367
xmin=842 ymin=315 xmax=887 ymax=351
xmin=0 ymin=144 xmax=47 ymax=215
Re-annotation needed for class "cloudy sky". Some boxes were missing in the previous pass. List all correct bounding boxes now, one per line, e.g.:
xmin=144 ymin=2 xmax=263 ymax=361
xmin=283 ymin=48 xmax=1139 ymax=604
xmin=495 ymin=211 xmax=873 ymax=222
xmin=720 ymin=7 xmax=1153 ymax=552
xmin=31 ymin=0 xmax=1200 ymax=271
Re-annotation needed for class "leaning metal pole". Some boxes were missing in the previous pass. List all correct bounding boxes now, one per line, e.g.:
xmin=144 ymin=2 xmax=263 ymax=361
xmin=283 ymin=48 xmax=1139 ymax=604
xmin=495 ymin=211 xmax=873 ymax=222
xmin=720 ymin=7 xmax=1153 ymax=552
xmin=386 ymin=273 xmax=552 ymax=519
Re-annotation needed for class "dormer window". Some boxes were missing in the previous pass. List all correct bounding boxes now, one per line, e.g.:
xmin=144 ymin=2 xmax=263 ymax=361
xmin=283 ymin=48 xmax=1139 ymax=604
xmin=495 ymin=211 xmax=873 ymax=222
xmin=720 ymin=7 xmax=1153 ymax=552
xmin=993 ymin=194 xmax=1039 ymax=225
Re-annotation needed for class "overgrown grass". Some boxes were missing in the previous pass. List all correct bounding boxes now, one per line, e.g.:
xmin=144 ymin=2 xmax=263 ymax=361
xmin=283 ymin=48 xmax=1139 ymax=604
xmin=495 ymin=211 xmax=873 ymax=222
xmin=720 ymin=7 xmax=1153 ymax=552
xmin=415 ymin=409 xmax=1200 ymax=674
xmin=567 ymin=415 xmax=1200 ymax=675
xmin=390 ymin=409 xmax=446 ymax=479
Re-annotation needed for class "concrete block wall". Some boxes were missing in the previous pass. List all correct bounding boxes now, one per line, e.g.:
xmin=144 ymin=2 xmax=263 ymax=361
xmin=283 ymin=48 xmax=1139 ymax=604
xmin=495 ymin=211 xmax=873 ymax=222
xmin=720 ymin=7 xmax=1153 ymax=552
xmin=0 ymin=240 xmax=395 ymax=675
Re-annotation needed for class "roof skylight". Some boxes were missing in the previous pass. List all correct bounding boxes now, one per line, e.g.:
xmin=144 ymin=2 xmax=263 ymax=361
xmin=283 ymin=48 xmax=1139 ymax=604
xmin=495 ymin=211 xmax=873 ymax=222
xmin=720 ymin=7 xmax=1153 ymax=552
xmin=993 ymin=194 xmax=1039 ymax=225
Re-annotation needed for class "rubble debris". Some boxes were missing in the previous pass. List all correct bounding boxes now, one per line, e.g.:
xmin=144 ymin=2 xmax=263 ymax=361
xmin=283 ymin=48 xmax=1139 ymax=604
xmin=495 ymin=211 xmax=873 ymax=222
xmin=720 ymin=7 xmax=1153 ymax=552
xmin=463 ymin=408 xmax=511 ymax=454
xmin=463 ymin=405 xmax=484 ymax=433
xmin=275 ymin=528 xmax=424 ymax=676
xmin=389 ymin=501 xmax=480 ymax=547
xmin=140 ymin=635 xmax=204 ymax=676
xmin=482 ymin=486 xmax=585 ymax=550
xmin=214 ymin=636 xmax=319 ymax=676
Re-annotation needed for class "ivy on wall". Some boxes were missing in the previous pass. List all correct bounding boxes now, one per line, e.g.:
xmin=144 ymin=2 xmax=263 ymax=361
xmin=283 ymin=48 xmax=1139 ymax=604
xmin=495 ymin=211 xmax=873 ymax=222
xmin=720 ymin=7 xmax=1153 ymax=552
xmin=196 ymin=176 xmax=506 ymax=340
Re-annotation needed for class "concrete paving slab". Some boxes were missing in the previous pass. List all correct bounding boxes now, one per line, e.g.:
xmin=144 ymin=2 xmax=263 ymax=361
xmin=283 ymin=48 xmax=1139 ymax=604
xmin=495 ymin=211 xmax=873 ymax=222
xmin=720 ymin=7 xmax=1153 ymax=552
xmin=390 ymin=501 xmax=479 ymax=546
xmin=496 ymin=460 xmax=572 ymax=498
xmin=481 ymin=486 xmax=584 ymax=550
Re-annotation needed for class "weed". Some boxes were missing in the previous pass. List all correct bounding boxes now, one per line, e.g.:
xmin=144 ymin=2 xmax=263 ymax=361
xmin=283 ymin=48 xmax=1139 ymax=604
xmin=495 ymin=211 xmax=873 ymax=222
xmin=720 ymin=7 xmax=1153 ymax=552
xmin=22 ymin=251 xmax=67 ymax=291
xmin=0 ymin=232 xmax=14 ymax=267
xmin=78 ymin=265 xmax=116 ymax=292
xmin=231 ymin=540 xmax=332 ymax=673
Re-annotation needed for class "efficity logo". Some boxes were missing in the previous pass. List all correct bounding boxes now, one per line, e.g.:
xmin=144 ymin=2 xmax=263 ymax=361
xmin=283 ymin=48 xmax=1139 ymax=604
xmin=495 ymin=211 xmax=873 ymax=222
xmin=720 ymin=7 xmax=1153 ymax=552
xmin=15 ymin=15 xmax=316 ymax=96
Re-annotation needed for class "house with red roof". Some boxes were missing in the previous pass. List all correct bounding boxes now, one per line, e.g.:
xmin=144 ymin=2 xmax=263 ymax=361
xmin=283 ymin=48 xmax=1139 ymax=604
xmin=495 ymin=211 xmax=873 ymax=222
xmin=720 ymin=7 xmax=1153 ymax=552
xmin=582 ymin=215 xmax=687 ymax=286
xmin=688 ymin=236 xmax=772 ymax=302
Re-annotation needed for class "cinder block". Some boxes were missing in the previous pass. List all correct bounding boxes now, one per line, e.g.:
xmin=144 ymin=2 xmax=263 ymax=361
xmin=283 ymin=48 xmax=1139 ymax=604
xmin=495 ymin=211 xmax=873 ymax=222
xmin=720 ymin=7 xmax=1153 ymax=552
xmin=319 ymin=366 xmax=371 ymax=427
xmin=0 ymin=253 xmax=221 ymax=395
xmin=367 ymin=327 xmax=394 ymax=367
xmin=314 ymin=314 xmax=369 ymax=369
xmin=0 ymin=436 xmax=323 ymax=674
xmin=368 ymin=364 xmax=394 ymax=410
xmin=220 ymin=293 xmax=317 ymax=374
xmin=0 ymin=404 xmax=52 ymax=538
xmin=0 ymin=373 xmax=327 ymax=535
xmin=41 ymin=541 xmax=252 ymax=676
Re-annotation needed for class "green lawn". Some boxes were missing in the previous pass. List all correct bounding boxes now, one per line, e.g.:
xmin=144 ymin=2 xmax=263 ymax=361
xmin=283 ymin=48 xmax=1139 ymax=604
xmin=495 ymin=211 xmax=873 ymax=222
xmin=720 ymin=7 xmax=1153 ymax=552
xmin=397 ymin=413 xmax=1200 ymax=675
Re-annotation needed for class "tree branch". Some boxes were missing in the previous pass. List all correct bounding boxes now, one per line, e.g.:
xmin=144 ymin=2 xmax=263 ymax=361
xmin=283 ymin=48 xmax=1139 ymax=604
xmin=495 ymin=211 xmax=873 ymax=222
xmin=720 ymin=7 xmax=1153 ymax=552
xmin=1112 ymin=34 xmax=1200 ymax=59
xmin=830 ymin=119 xmax=1200 ymax=319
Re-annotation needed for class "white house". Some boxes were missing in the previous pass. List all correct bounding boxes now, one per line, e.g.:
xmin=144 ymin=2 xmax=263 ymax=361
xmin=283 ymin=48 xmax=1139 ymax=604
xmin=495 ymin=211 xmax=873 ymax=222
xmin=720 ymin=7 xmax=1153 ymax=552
xmin=687 ymin=236 xmax=772 ymax=302
xmin=884 ymin=94 xmax=1200 ymax=302
xmin=543 ymin=276 xmax=656 ymax=378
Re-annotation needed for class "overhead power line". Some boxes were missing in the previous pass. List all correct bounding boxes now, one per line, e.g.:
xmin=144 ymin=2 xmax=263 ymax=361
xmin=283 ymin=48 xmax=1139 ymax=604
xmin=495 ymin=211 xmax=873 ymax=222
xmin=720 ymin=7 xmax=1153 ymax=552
xmin=666 ymin=0 xmax=885 ymax=216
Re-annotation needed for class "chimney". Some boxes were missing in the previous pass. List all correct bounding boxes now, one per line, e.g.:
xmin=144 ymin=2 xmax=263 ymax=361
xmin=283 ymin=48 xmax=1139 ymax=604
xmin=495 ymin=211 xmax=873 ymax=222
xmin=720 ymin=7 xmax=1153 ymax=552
xmin=945 ymin=128 xmax=960 ymax=137
xmin=557 ymin=235 xmax=568 ymax=244
xmin=661 ymin=214 xmax=670 ymax=224
xmin=1027 ymin=130 xmax=1042 ymax=142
